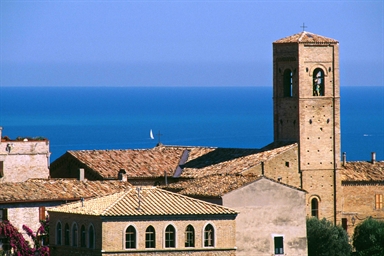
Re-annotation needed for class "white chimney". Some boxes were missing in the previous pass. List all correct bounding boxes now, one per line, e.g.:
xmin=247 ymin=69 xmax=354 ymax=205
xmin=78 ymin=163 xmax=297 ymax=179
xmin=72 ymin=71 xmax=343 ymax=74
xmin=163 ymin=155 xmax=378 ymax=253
xmin=371 ymin=152 xmax=376 ymax=164
xmin=79 ymin=168 xmax=85 ymax=181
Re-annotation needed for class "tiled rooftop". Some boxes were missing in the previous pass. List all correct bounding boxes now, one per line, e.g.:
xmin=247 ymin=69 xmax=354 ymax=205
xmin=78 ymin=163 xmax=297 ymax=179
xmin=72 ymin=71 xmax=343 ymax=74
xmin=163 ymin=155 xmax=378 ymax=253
xmin=0 ymin=179 xmax=131 ymax=203
xmin=66 ymin=146 xmax=211 ymax=179
xmin=274 ymin=31 xmax=338 ymax=44
xmin=179 ymin=143 xmax=297 ymax=178
xmin=49 ymin=187 xmax=237 ymax=216
xmin=164 ymin=174 xmax=262 ymax=197
xmin=56 ymin=144 xmax=296 ymax=180
xmin=340 ymin=161 xmax=384 ymax=182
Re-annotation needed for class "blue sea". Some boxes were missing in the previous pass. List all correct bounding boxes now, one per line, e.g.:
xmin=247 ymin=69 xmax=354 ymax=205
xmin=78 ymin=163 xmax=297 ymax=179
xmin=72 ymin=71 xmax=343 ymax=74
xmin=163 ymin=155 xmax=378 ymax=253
xmin=0 ymin=86 xmax=383 ymax=162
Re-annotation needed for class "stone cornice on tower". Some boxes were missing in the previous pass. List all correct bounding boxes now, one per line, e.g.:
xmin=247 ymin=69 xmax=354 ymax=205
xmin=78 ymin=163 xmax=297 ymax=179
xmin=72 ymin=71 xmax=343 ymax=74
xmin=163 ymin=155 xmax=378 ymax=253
xmin=273 ymin=31 xmax=338 ymax=44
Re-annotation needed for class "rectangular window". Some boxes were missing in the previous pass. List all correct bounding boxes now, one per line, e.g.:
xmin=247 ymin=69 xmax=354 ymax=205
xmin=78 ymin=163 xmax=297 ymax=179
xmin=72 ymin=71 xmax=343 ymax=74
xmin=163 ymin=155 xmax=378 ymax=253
xmin=274 ymin=236 xmax=284 ymax=255
xmin=39 ymin=207 xmax=46 ymax=220
xmin=0 ymin=161 xmax=4 ymax=178
xmin=0 ymin=209 xmax=8 ymax=221
xmin=375 ymin=194 xmax=383 ymax=209
xmin=342 ymin=218 xmax=348 ymax=231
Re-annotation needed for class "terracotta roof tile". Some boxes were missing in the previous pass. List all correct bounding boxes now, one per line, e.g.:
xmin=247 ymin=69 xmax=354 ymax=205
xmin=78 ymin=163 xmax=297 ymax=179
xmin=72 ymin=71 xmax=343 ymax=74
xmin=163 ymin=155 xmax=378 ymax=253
xmin=49 ymin=187 xmax=237 ymax=216
xmin=164 ymin=174 xmax=262 ymax=197
xmin=0 ymin=179 xmax=131 ymax=203
xmin=340 ymin=161 xmax=384 ymax=182
xmin=179 ymin=143 xmax=297 ymax=178
xmin=67 ymin=147 xmax=187 ymax=179
xmin=274 ymin=31 xmax=338 ymax=44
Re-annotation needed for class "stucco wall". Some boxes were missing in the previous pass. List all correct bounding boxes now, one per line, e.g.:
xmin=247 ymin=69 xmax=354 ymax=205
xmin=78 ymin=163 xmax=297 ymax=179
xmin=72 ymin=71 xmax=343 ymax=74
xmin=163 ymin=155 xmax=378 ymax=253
xmin=222 ymin=178 xmax=307 ymax=256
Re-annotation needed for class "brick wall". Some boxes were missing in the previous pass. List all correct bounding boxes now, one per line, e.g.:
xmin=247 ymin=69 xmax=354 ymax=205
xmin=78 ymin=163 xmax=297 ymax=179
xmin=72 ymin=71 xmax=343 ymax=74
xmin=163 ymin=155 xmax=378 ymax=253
xmin=49 ymin=212 xmax=236 ymax=256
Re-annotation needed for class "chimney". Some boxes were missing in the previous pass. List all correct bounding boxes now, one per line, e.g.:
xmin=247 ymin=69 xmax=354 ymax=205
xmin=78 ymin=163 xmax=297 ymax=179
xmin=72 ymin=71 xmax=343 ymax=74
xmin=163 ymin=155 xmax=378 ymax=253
xmin=118 ymin=169 xmax=127 ymax=182
xmin=79 ymin=168 xmax=85 ymax=181
xmin=164 ymin=170 xmax=168 ymax=186
xmin=342 ymin=152 xmax=346 ymax=166
xmin=371 ymin=152 xmax=376 ymax=164
xmin=0 ymin=127 xmax=2 ymax=143
xmin=261 ymin=161 xmax=265 ymax=175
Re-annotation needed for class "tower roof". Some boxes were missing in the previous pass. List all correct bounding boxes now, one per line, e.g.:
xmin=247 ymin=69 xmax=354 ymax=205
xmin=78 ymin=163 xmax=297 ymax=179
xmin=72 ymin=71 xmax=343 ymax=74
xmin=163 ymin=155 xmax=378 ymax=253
xmin=273 ymin=31 xmax=338 ymax=44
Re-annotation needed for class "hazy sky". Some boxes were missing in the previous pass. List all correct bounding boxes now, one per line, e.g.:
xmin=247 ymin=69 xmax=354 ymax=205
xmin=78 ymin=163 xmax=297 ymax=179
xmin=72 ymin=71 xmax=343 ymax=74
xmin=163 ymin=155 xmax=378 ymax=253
xmin=1 ymin=0 xmax=383 ymax=87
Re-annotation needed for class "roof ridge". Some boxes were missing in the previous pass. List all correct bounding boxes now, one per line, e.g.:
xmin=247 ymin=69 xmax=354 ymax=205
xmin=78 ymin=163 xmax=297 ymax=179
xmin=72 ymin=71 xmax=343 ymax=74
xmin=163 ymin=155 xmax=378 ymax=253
xmin=101 ymin=190 xmax=131 ymax=215
xmin=157 ymin=187 xmax=238 ymax=214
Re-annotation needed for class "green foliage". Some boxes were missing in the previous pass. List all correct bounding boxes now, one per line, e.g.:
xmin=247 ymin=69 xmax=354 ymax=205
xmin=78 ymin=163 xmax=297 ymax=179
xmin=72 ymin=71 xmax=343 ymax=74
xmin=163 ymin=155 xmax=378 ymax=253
xmin=352 ymin=218 xmax=384 ymax=256
xmin=307 ymin=217 xmax=351 ymax=256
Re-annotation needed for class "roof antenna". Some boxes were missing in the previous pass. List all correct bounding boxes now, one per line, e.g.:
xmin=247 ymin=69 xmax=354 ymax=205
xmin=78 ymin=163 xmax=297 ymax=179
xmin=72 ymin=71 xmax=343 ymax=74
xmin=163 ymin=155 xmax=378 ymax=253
xmin=136 ymin=187 xmax=142 ymax=211
xmin=300 ymin=22 xmax=307 ymax=32
xmin=156 ymin=131 xmax=163 ymax=146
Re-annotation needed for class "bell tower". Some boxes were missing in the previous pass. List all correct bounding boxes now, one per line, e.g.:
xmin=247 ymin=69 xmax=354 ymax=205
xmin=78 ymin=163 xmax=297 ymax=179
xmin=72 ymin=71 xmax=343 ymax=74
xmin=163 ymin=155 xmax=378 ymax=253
xmin=272 ymin=31 xmax=340 ymax=222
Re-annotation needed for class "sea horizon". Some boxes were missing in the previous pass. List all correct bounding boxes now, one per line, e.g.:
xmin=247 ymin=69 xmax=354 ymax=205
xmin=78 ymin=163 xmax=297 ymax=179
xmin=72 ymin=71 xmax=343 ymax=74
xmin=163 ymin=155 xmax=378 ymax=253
xmin=0 ymin=86 xmax=383 ymax=162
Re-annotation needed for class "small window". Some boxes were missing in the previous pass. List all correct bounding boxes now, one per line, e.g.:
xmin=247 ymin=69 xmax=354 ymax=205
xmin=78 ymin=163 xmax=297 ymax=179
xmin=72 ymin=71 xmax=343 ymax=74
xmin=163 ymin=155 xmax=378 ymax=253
xmin=283 ymin=69 xmax=293 ymax=97
xmin=56 ymin=222 xmax=62 ymax=245
xmin=313 ymin=68 xmax=324 ymax=96
xmin=72 ymin=223 xmax=78 ymax=247
xmin=125 ymin=225 xmax=136 ymax=249
xmin=311 ymin=198 xmax=319 ymax=218
xmin=0 ymin=209 xmax=8 ymax=222
xmin=80 ymin=225 xmax=86 ymax=247
xmin=342 ymin=218 xmax=348 ymax=231
xmin=39 ymin=207 xmax=46 ymax=221
xmin=0 ymin=161 xmax=4 ymax=178
xmin=64 ymin=223 xmax=70 ymax=245
xmin=375 ymin=194 xmax=383 ymax=209
xmin=88 ymin=225 xmax=95 ymax=249
xmin=165 ymin=225 xmax=176 ymax=248
xmin=145 ymin=226 xmax=155 ymax=248
xmin=274 ymin=236 xmax=284 ymax=255
xmin=185 ymin=225 xmax=195 ymax=247
xmin=204 ymin=224 xmax=214 ymax=247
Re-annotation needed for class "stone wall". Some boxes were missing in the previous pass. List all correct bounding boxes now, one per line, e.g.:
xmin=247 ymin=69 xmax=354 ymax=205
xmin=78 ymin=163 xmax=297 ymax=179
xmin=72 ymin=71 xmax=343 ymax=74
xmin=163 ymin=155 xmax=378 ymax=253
xmin=0 ymin=128 xmax=50 ymax=182
xmin=339 ymin=183 xmax=384 ymax=236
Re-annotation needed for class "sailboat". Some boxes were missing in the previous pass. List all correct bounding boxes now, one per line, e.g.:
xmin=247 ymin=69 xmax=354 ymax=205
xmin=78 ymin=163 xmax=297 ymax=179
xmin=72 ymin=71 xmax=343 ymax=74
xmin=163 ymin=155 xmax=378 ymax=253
xmin=150 ymin=129 xmax=154 ymax=140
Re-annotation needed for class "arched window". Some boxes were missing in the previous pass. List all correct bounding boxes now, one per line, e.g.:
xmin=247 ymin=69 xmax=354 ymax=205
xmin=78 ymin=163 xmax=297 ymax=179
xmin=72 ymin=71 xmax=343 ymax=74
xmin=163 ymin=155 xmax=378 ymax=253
xmin=165 ymin=225 xmax=176 ymax=248
xmin=204 ymin=224 xmax=214 ymax=247
xmin=56 ymin=222 xmax=62 ymax=245
xmin=64 ymin=223 xmax=70 ymax=246
xmin=311 ymin=198 xmax=319 ymax=218
xmin=313 ymin=68 xmax=324 ymax=96
xmin=145 ymin=225 xmax=156 ymax=248
xmin=125 ymin=225 xmax=136 ymax=249
xmin=80 ymin=225 xmax=86 ymax=247
xmin=185 ymin=225 xmax=195 ymax=247
xmin=72 ymin=223 xmax=78 ymax=247
xmin=88 ymin=225 xmax=95 ymax=249
xmin=283 ymin=69 xmax=293 ymax=97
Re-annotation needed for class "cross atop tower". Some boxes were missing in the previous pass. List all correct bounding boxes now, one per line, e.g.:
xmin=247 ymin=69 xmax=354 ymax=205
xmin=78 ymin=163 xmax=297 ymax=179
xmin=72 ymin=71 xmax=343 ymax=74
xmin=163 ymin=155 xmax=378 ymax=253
xmin=300 ymin=22 xmax=307 ymax=31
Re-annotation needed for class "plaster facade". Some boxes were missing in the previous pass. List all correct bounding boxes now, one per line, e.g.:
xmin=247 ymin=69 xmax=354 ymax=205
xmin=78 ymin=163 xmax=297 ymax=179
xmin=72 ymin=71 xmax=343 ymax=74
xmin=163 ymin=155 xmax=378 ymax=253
xmin=222 ymin=177 xmax=307 ymax=256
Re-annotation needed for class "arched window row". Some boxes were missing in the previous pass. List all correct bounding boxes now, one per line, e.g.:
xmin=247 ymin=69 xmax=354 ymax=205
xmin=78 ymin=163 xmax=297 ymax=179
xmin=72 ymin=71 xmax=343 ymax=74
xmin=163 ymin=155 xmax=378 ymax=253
xmin=124 ymin=223 xmax=215 ymax=250
xmin=56 ymin=221 xmax=95 ymax=249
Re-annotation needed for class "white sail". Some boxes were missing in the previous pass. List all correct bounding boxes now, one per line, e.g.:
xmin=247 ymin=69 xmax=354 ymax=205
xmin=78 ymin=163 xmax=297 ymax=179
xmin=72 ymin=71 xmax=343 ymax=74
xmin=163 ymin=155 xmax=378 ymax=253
xmin=150 ymin=129 xmax=154 ymax=139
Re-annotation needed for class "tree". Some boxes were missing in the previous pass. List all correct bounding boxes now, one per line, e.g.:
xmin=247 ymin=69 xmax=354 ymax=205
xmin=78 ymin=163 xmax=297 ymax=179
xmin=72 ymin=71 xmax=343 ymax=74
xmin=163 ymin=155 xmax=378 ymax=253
xmin=0 ymin=219 xmax=49 ymax=256
xmin=352 ymin=218 xmax=384 ymax=256
xmin=307 ymin=217 xmax=351 ymax=256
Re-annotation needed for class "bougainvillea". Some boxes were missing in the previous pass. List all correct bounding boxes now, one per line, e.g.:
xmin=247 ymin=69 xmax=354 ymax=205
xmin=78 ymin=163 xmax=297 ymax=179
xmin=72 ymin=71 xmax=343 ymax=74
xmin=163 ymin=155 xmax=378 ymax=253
xmin=0 ymin=218 xmax=49 ymax=256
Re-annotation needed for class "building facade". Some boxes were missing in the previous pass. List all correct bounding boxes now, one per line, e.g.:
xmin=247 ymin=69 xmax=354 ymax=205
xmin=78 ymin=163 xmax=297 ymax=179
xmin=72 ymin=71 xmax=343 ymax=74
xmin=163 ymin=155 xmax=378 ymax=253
xmin=0 ymin=127 xmax=50 ymax=182
xmin=48 ymin=187 xmax=237 ymax=256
